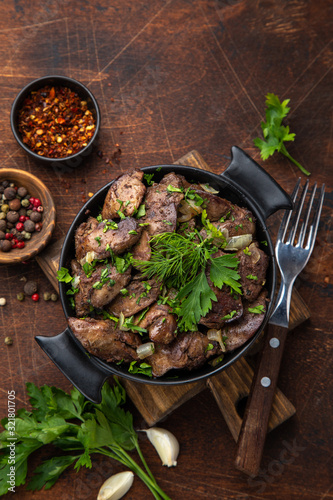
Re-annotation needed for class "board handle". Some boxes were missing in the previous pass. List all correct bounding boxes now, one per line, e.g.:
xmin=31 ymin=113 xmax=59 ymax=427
xmin=222 ymin=146 xmax=293 ymax=221
xmin=35 ymin=328 xmax=111 ymax=403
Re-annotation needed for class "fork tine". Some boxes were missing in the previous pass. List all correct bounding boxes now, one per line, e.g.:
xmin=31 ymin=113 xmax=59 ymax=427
xmin=297 ymin=183 xmax=317 ymax=247
xmin=287 ymin=179 xmax=309 ymax=245
xmin=305 ymin=183 xmax=325 ymax=252
xmin=277 ymin=178 xmax=301 ymax=242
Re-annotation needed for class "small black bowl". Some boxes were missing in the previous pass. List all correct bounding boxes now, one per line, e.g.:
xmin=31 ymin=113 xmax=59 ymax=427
xmin=10 ymin=75 xmax=101 ymax=171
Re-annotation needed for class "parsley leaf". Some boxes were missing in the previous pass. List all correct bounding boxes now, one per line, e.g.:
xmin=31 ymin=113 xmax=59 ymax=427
xmin=209 ymin=255 xmax=242 ymax=294
xmin=135 ymin=204 xmax=146 ymax=218
xmin=26 ymin=456 xmax=78 ymax=491
xmin=254 ymin=93 xmax=310 ymax=176
xmin=128 ymin=362 xmax=153 ymax=378
xmin=248 ymin=304 xmax=265 ymax=314
xmin=56 ymin=267 xmax=73 ymax=283
xmin=0 ymin=381 xmax=170 ymax=499
xmin=143 ymin=173 xmax=154 ymax=186
xmin=176 ymin=271 xmax=216 ymax=331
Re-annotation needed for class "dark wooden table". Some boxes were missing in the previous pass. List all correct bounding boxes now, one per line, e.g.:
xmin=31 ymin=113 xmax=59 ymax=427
xmin=0 ymin=1 xmax=332 ymax=499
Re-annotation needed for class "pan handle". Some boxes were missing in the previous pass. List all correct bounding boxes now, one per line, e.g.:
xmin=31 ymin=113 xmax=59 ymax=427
xmin=35 ymin=328 xmax=111 ymax=403
xmin=221 ymin=146 xmax=293 ymax=221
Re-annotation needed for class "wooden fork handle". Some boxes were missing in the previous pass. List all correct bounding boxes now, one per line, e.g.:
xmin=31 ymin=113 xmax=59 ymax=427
xmin=235 ymin=323 xmax=289 ymax=476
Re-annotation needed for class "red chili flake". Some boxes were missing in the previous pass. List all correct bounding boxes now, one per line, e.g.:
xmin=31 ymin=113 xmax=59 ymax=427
xmin=17 ymin=85 xmax=96 ymax=158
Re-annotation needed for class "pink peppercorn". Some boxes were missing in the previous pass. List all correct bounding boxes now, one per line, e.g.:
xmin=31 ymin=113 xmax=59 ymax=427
xmin=16 ymin=222 xmax=24 ymax=232
xmin=33 ymin=198 xmax=41 ymax=208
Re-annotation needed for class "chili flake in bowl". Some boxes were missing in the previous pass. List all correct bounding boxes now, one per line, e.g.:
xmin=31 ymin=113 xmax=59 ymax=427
xmin=11 ymin=76 xmax=100 ymax=169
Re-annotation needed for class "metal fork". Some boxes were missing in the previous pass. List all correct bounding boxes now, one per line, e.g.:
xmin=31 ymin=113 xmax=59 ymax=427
xmin=235 ymin=179 xmax=325 ymax=477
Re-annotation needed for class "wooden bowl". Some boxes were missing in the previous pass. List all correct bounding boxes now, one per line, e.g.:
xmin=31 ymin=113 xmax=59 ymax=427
xmin=0 ymin=169 xmax=56 ymax=265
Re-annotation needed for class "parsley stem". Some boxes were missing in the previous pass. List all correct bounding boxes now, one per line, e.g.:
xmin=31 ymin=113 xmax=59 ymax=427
xmin=98 ymin=447 xmax=171 ymax=500
xmin=281 ymin=145 xmax=311 ymax=176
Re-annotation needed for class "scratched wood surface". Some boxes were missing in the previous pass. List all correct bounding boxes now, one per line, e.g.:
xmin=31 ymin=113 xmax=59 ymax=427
xmin=0 ymin=1 xmax=332 ymax=499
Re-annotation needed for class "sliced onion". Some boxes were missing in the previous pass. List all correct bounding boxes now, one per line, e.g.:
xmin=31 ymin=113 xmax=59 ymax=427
xmin=199 ymin=183 xmax=219 ymax=194
xmin=187 ymin=198 xmax=203 ymax=214
xmin=177 ymin=212 xmax=193 ymax=223
xmin=118 ymin=312 xmax=129 ymax=331
xmin=137 ymin=342 xmax=155 ymax=359
xmin=72 ymin=275 xmax=81 ymax=288
xmin=177 ymin=199 xmax=202 ymax=222
xmin=79 ymin=250 xmax=97 ymax=266
xmin=248 ymin=243 xmax=261 ymax=263
xmin=207 ymin=329 xmax=226 ymax=352
xmin=209 ymin=355 xmax=224 ymax=367
xmin=224 ymin=234 xmax=252 ymax=251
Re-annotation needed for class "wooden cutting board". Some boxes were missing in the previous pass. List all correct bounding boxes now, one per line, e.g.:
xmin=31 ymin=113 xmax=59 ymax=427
xmin=36 ymin=150 xmax=310 ymax=440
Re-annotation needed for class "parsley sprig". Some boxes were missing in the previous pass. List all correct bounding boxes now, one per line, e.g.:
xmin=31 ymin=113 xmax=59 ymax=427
xmin=254 ymin=93 xmax=310 ymax=176
xmin=134 ymin=221 xmax=242 ymax=331
xmin=0 ymin=381 xmax=170 ymax=499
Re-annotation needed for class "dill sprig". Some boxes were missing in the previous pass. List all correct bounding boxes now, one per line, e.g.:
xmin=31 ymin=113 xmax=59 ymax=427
xmin=133 ymin=231 xmax=215 ymax=289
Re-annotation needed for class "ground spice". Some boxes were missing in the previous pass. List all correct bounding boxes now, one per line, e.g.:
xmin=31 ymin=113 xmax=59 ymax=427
xmin=17 ymin=86 xmax=96 ymax=158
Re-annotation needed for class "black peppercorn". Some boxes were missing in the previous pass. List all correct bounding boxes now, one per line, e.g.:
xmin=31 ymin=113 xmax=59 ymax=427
xmin=17 ymin=186 xmax=28 ymax=197
xmin=23 ymin=220 xmax=35 ymax=233
xmin=0 ymin=220 xmax=6 ymax=231
xmin=23 ymin=280 xmax=38 ymax=296
xmin=29 ymin=211 xmax=42 ymax=223
xmin=0 ymin=231 xmax=5 ymax=240
xmin=8 ymin=199 xmax=21 ymax=211
xmin=6 ymin=211 xmax=19 ymax=224
xmin=3 ymin=187 xmax=16 ymax=200
xmin=0 ymin=240 xmax=11 ymax=252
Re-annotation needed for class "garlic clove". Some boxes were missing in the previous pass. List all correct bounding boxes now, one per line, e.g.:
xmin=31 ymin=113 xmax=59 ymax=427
xmin=97 ymin=471 xmax=134 ymax=500
xmin=142 ymin=427 xmax=179 ymax=467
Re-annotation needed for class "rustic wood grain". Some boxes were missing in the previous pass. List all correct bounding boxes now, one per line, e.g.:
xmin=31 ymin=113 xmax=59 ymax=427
xmin=0 ymin=1 xmax=332 ymax=499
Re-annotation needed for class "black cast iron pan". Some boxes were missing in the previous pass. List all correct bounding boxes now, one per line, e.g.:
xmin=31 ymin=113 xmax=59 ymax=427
xmin=36 ymin=147 xmax=293 ymax=402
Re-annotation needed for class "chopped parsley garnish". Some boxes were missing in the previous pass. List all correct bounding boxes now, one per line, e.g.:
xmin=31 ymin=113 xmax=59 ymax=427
xmin=136 ymin=204 xmax=146 ymax=218
xmin=115 ymin=253 xmax=132 ymax=274
xmin=94 ymin=236 xmax=101 ymax=246
xmin=57 ymin=267 xmax=73 ymax=283
xmin=248 ymin=305 xmax=265 ymax=314
xmin=246 ymin=274 xmax=258 ymax=280
xmin=117 ymin=210 xmax=126 ymax=220
xmin=143 ymin=173 xmax=154 ymax=186
xmin=222 ymin=310 xmax=237 ymax=320
xmin=167 ymin=184 xmax=183 ymax=193
xmin=103 ymin=220 xmax=118 ymax=232
xmin=128 ymin=361 xmax=152 ymax=377
xmin=205 ymin=343 xmax=214 ymax=352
